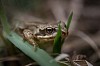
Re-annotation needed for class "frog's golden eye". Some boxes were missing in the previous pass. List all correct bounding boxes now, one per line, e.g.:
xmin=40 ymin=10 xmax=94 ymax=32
xmin=46 ymin=27 xmax=54 ymax=34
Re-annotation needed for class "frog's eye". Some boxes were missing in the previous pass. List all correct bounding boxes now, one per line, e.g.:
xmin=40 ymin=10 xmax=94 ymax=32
xmin=46 ymin=27 xmax=54 ymax=34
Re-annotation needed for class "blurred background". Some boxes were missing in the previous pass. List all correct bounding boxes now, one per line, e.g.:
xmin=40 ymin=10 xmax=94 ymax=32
xmin=0 ymin=0 xmax=100 ymax=66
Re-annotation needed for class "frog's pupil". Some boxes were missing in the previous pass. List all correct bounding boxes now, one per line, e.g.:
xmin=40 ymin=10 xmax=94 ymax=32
xmin=46 ymin=27 xmax=53 ymax=33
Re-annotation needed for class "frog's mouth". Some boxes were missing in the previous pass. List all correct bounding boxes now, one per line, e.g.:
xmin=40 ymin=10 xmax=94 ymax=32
xmin=34 ymin=31 xmax=67 ymax=39
xmin=35 ymin=33 xmax=57 ymax=39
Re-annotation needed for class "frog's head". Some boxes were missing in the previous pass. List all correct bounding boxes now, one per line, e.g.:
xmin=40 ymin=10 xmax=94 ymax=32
xmin=33 ymin=22 xmax=68 ymax=42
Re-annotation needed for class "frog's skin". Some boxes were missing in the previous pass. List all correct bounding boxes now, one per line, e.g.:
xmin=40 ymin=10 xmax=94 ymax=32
xmin=18 ymin=22 xmax=68 ymax=52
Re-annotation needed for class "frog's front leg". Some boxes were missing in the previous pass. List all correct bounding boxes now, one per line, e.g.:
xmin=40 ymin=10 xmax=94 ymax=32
xmin=28 ymin=38 xmax=38 ymax=51
xmin=22 ymin=29 xmax=38 ymax=51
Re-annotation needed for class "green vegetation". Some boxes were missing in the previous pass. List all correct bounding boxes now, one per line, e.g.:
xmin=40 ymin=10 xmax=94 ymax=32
xmin=0 ymin=0 xmax=73 ymax=66
xmin=53 ymin=12 xmax=73 ymax=53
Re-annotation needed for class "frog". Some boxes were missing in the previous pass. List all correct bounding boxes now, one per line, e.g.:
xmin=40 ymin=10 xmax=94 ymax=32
xmin=17 ymin=21 xmax=68 ymax=52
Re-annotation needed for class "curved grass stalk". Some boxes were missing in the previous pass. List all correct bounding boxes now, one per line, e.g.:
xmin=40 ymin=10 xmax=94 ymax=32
xmin=76 ymin=31 xmax=100 ymax=58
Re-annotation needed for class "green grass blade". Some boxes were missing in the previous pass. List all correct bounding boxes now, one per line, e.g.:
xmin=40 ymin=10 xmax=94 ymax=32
xmin=53 ymin=23 xmax=62 ymax=53
xmin=0 ymin=0 xmax=11 ymax=34
xmin=66 ymin=11 xmax=73 ymax=30
xmin=0 ymin=0 xmax=60 ymax=65
xmin=4 ymin=32 xmax=60 ymax=66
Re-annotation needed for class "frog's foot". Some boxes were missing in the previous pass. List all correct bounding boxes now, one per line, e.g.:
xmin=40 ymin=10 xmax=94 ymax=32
xmin=23 ymin=38 xmax=27 ymax=42
xmin=72 ymin=54 xmax=86 ymax=60
xmin=21 ymin=33 xmax=28 ymax=42
xmin=33 ymin=44 xmax=39 ymax=51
